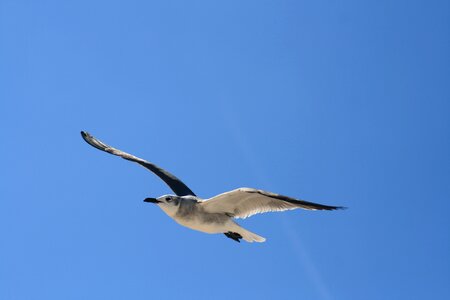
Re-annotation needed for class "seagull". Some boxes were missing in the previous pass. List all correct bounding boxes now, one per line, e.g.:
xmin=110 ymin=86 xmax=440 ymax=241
xmin=81 ymin=131 xmax=345 ymax=243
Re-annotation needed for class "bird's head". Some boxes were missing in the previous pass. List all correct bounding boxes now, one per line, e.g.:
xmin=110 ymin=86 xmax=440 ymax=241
xmin=144 ymin=195 xmax=180 ymax=216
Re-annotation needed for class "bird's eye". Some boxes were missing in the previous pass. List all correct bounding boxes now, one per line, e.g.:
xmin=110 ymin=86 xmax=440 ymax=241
xmin=165 ymin=197 xmax=172 ymax=201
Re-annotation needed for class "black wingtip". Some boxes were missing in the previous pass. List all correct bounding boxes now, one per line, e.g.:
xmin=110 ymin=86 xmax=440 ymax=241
xmin=323 ymin=205 xmax=347 ymax=211
xmin=80 ymin=131 xmax=91 ymax=144
xmin=334 ymin=205 xmax=348 ymax=210
xmin=80 ymin=131 xmax=96 ymax=144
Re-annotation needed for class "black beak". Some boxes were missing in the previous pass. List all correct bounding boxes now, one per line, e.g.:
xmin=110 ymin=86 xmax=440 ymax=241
xmin=144 ymin=197 xmax=160 ymax=204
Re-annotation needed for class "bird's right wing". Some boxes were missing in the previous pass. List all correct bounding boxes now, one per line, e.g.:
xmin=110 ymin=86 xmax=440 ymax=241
xmin=201 ymin=188 xmax=344 ymax=219
xmin=81 ymin=131 xmax=196 ymax=196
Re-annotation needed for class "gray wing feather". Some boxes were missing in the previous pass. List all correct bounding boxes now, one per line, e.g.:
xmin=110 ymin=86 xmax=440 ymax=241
xmin=202 ymin=188 xmax=344 ymax=219
xmin=81 ymin=131 xmax=196 ymax=196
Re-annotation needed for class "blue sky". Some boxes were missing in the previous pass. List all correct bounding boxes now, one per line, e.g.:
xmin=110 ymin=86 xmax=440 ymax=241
xmin=1 ymin=0 xmax=449 ymax=299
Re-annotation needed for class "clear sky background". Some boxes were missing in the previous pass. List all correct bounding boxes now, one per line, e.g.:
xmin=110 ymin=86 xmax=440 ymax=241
xmin=1 ymin=1 xmax=449 ymax=299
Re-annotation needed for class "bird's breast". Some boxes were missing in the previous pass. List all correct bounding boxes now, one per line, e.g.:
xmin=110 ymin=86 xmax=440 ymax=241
xmin=173 ymin=210 xmax=230 ymax=234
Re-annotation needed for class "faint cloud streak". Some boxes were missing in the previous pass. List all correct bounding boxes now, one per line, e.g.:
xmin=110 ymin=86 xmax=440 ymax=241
xmin=220 ymin=101 xmax=333 ymax=299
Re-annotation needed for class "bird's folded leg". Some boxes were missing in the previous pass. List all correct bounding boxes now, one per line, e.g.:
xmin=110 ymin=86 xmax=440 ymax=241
xmin=224 ymin=232 xmax=242 ymax=243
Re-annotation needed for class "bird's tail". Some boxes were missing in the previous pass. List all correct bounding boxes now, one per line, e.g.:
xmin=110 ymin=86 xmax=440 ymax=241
xmin=239 ymin=228 xmax=266 ymax=243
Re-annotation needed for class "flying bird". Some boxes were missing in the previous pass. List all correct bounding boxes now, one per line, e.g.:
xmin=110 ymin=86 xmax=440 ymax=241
xmin=81 ymin=131 xmax=345 ymax=243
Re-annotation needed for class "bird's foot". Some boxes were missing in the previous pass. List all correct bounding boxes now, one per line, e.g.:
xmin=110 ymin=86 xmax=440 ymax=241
xmin=224 ymin=232 xmax=242 ymax=243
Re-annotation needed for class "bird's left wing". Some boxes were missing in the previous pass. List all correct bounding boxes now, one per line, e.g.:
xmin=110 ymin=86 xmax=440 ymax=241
xmin=81 ymin=131 xmax=196 ymax=196
xmin=201 ymin=188 xmax=344 ymax=219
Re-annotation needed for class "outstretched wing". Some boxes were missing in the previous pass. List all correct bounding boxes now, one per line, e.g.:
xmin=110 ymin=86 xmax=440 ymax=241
xmin=201 ymin=188 xmax=344 ymax=219
xmin=81 ymin=131 xmax=196 ymax=196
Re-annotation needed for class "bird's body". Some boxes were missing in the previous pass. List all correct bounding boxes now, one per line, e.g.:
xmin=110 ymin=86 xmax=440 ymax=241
xmin=172 ymin=199 xmax=229 ymax=234
xmin=81 ymin=131 xmax=345 ymax=243
xmin=157 ymin=194 xmax=265 ymax=242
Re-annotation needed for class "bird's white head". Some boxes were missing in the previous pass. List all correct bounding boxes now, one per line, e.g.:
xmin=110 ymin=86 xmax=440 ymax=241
xmin=144 ymin=195 xmax=180 ymax=217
